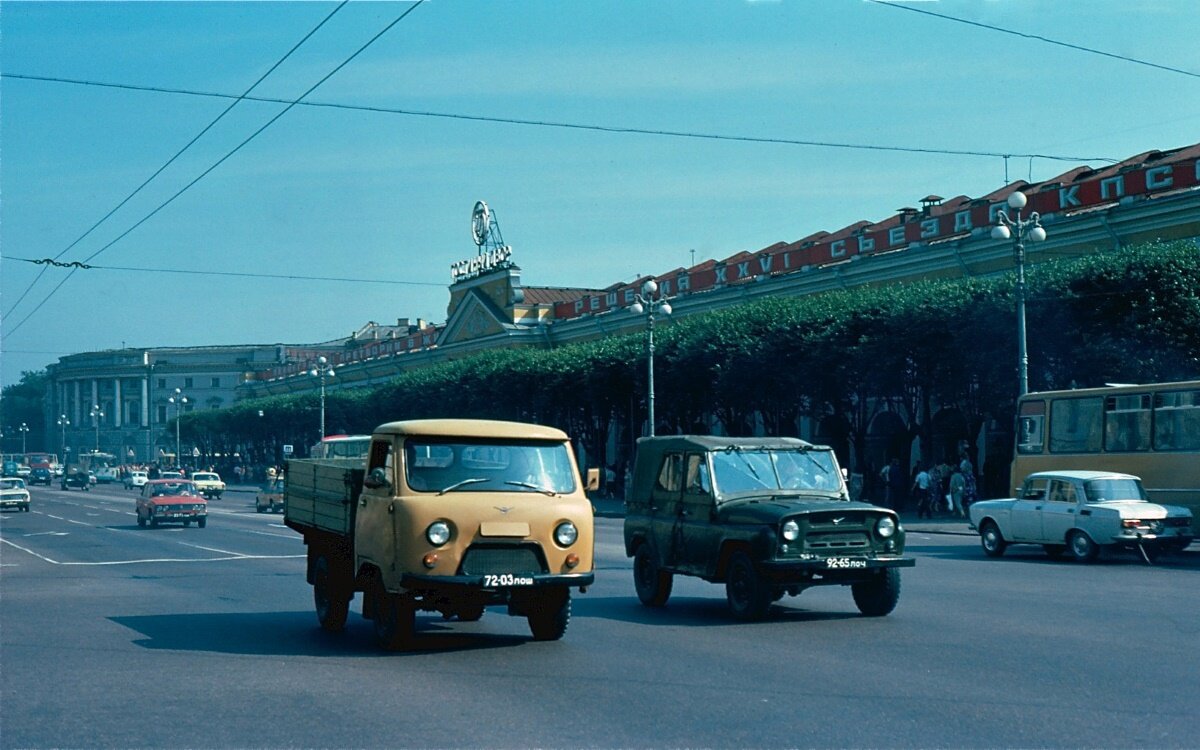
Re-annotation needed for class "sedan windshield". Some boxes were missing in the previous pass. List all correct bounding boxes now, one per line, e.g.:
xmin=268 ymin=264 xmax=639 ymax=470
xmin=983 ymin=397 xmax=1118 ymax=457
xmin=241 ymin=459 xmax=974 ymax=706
xmin=1 ymin=479 xmax=27 ymax=491
xmin=405 ymin=439 xmax=577 ymax=495
xmin=1083 ymin=478 xmax=1147 ymax=503
xmin=151 ymin=482 xmax=197 ymax=497
xmin=710 ymin=448 xmax=842 ymax=496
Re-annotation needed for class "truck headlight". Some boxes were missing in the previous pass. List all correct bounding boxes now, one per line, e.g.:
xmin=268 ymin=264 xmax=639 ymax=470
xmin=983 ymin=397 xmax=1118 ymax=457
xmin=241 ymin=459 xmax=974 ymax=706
xmin=554 ymin=521 xmax=578 ymax=547
xmin=426 ymin=521 xmax=451 ymax=546
xmin=781 ymin=520 xmax=800 ymax=541
xmin=876 ymin=517 xmax=896 ymax=538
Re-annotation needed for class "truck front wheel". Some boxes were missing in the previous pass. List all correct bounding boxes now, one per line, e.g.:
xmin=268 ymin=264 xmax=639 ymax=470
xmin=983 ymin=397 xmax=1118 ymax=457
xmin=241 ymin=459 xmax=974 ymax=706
xmin=373 ymin=587 xmax=415 ymax=651
xmin=313 ymin=554 xmax=350 ymax=632
xmin=527 ymin=588 xmax=571 ymax=641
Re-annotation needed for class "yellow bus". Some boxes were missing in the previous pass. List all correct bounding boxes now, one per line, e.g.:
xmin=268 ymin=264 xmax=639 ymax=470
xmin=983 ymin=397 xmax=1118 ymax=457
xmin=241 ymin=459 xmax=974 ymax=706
xmin=1012 ymin=380 xmax=1200 ymax=533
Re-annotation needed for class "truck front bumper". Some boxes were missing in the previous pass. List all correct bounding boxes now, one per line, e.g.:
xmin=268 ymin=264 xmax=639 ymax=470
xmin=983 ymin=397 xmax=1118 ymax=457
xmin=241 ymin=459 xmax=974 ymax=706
xmin=400 ymin=571 xmax=595 ymax=591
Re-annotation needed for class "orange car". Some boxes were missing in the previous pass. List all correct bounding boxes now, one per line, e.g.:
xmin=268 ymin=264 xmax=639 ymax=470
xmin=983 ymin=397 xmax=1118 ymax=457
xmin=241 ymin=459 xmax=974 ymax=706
xmin=137 ymin=479 xmax=207 ymax=528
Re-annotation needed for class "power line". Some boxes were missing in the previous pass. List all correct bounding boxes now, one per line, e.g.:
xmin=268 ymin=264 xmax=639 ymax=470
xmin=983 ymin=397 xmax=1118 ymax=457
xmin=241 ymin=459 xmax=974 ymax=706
xmin=868 ymin=0 xmax=1200 ymax=80
xmin=2 ymin=72 xmax=1121 ymax=166
xmin=1 ymin=1 xmax=349 ymax=322
xmin=4 ymin=256 xmax=445 ymax=287
xmin=3 ymin=1 xmax=425 ymax=340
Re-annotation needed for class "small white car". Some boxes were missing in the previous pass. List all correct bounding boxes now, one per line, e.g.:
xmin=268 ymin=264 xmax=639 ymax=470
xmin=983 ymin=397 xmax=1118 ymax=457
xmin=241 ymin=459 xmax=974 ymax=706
xmin=189 ymin=472 xmax=225 ymax=499
xmin=0 ymin=478 xmax=31 ymax=512
xmin=970 ymin=470 xmax=1193 ymax=562
xmin=124 ymin=470 xmax=149 ymax=490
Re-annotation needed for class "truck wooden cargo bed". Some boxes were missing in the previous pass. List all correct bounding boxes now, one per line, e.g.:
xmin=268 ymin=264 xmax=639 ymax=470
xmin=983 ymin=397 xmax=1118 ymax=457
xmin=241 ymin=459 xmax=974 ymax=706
xmin=283 ymin=459 xmax=364 ymax=537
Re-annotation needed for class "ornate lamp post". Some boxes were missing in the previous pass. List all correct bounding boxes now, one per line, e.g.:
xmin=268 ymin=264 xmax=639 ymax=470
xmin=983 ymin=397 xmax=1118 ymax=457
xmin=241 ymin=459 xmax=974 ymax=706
xmin=169 ymin=388 xmax=188 ymax=468
xmin=18 ymin=422 xmax=30 ymax=454
xmin=57 ymin=415 xmax=69 ymax=469
xmin=991 ymin=191 xmax=1047 ymax=397
xmin=629 ymin=279 xmax=672 ymax=437
xmin=310 ymin=356 xmax=335 ymax=440
xmin=89 ymin=405 xmax=104 ymax=452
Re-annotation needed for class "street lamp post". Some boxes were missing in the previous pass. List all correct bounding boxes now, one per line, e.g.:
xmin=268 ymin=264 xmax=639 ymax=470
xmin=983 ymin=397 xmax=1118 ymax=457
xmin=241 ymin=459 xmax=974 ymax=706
xmin=18 ymin=422 xmax=30 ymax=454
xmin=992 ymin=191 xmax=1047 ymax=397
xmin=629 ymin=279 xmax=672 ymax=437
xmin=57 ymin=415 xmax=69 ymax=467
xmin=89 ymin=405 xmax=104 ymax=452
xmin=168 ymin=388 xmax=188 ymax=469
xmin=310 ymin=356 xmax=335 ymax=441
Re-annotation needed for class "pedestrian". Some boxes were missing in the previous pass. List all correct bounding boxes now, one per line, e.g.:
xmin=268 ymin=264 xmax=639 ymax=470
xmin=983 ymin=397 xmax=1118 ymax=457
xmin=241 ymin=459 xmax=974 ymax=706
xmin=949 ymin=467 xmax=967 ymax=518
xmin=959 ymin=452 xmax=978 ymax=512
xmin=884 ymin=457 xmax=906 ymax=511
xmin=912 ymin=463 xmax=933 ymax=518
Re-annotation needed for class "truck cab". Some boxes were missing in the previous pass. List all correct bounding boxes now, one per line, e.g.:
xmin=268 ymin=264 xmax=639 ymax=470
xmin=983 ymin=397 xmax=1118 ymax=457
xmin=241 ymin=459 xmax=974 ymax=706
xmin=285 ymin=419 xmax=598 ymax=649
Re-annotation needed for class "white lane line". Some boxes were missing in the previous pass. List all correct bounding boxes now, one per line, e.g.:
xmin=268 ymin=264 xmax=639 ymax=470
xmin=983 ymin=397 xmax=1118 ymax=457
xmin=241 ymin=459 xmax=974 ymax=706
xmin=46 ymin=514 xmax=64 ymax=520
xmin=0 ymin=537 xmax=302 ymax=566
xmin=23 ymin=531 xmax=69 ymax=537
xmin=67 ymin=519 xmax=92 ymax=526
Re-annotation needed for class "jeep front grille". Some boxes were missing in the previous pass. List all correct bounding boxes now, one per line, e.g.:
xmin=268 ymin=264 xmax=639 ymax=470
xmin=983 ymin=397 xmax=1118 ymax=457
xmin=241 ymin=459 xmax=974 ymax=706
xmin=460 ymin=544 xmax=546 ymax=576
xmin=806 ymin=531 xmax=870 ymax=550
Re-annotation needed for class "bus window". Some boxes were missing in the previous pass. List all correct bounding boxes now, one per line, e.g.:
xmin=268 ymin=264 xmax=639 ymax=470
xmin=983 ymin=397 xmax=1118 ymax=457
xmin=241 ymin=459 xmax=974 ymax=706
xmin=1049 ymin=397 xmax=1102 ymax=454
xmin=1104 ymin=394 xmax=1151 ymax=452
xmin=1017 ymin=400 xmax=1045 ymax=454
xmin=1154 ymin=390 xmax=1200 ymax=451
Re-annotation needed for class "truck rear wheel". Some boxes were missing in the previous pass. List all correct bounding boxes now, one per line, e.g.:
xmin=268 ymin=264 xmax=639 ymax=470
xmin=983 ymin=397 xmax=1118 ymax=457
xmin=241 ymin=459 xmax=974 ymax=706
xmin=527 ymin=588 xmax=571 ymax=641
xmin=313 ymin=554 xmax=350 ymax=632
xmin=373 ymin=588 xmax=415 ymax=651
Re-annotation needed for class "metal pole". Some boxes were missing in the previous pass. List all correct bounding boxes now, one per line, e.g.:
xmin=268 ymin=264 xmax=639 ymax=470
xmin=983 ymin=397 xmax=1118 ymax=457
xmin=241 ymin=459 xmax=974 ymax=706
xmin=1014 ymin=233 xmax=1029 ymax=397
xmin=646 ymin=311 xmax=656 ymax=437
xmin=319 ymin=375 xmax=326 ymax=440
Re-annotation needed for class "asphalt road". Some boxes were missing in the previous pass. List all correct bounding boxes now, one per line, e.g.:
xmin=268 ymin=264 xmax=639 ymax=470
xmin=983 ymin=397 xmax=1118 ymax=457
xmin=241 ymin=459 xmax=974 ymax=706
xmin=2 ymin=483 xmax=1198 ymax=749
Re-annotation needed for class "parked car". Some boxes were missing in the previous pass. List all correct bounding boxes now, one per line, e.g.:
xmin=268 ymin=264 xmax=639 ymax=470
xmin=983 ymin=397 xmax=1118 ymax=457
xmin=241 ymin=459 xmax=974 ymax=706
xmin=0 ymin=478 xmax=31 ymax=512
xmin=969 ymin=470 xmax=1194 ymax=563
xmin=255 ymin=476 xmax=284 ymax=513
xmin=124 ymin=470 xmax=149 ymax=490
xmin=190 ymin=471 xmax=225 ymax=499
xmin=60 ymin=470 xmax=91 ymax=491
xmin=137 ymin=479 xmax=207 ymax=528
xmin=29 ymin=467 xmax=53 ymax=486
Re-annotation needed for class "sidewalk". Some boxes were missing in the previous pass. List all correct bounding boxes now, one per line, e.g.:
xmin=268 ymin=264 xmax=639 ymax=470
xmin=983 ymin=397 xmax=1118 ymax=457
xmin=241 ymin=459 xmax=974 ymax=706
xmin=588 ymin=495 xmax=976 ymax=536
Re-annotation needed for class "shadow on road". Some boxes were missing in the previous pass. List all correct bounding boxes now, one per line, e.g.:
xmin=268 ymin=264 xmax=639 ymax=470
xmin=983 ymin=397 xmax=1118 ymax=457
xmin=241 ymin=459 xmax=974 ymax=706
xmin=109 ymin=610 xmax=532 ymax=657
xmin=573 ymin=594 xmax=860 ymax=627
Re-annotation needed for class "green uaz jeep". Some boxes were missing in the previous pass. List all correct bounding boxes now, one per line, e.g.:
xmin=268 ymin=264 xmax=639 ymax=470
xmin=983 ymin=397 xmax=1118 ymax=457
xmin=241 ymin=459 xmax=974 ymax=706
xmin=623 ymin=435 xmax=914 ymax=621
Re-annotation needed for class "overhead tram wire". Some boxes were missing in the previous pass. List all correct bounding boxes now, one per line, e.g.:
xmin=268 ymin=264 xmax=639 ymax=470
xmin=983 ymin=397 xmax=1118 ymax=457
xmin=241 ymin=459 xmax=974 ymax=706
xmin=3 ymin=1 xmax=425 ymax=340
xmin=1 ymin=73 xmax=1118 ymax=166
xmin=867 ymin=0 xmax=1200 ymax=80
xmin=4 ymin=256 xmax=445 ymax=287
xmin=1 ymin=1 xmax=350 ymax=321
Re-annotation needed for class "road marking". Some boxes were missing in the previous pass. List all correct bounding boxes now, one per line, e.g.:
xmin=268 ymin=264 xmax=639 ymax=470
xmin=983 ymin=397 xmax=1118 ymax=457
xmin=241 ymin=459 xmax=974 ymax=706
xmin=46 ymin=514 xmax=64 ymax=520
xmin=23 ymin=531 xmax=68 ymax=537
xmin=68 ymin=519 xmax=91 ymax=526
xmin=0 ymin=537 xmax=302 ymax=566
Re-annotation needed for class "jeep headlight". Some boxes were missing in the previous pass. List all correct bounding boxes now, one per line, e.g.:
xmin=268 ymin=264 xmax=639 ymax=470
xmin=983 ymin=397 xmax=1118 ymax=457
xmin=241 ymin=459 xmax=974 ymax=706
xmin=781 ymin=519 xmax=800 ymax=541
xmin=876 ymin=516 xmax=896 ymax=538
xmin=554 ymin=521 xmax=578 ymax=547
xmin=426 ymin=521 xmax=451 ymax=546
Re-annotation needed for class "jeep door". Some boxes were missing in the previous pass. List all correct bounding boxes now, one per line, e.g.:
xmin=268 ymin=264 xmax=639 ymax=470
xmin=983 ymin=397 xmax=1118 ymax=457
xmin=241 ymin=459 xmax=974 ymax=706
xmin=677 ymin=452 xmax=719 ymax=575
xmin=648 ymin=452 xmax=685 ymax=569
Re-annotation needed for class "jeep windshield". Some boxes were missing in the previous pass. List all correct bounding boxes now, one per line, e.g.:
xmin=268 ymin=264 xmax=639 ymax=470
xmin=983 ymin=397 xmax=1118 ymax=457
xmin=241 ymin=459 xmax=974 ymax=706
xmin=711 ymin=447 xmax=842 ymax=497
xmin=405 ymin=439 xmax=577 ymax=495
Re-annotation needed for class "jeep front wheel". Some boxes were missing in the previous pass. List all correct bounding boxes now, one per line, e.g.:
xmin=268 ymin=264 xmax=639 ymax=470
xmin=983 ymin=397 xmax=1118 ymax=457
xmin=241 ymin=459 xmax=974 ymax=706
xmin=852 ymin=568 xmax=901 ymax=617
xmin=633 ymin=545 xmax=673 ymax=607
xmin=725 ymin=552 xmax=771 ymax=621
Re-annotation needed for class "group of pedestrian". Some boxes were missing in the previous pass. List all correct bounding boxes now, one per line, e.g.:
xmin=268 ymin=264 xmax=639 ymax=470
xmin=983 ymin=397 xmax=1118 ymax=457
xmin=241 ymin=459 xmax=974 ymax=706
xmin=879 ymin=452 xmax=977 ymax=518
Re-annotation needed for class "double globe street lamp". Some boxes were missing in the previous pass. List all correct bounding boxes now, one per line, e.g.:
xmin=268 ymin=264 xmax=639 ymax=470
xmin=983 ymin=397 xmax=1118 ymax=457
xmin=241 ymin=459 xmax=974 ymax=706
xmin=310 ymin=356 xmax=335 ymax=441
xmin=18 ymin=422 xmax=30 ymax=454
xmin=991 ymin=191 xmax=1047 ymax=397
xmin=89 ymin=405 xmax=104 ymax=452
xmin=168 ymin=389 xmax=188 ymax=468
xmin=629 ymin=279 xmax=672 ymax=437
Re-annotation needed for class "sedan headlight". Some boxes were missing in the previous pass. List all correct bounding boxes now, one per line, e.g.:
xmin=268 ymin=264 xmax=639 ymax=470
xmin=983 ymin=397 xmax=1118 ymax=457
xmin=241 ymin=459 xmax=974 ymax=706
xmin=554 ymin=521 xmax=578 ymax=547
xmin=876 ymin=517 xmax=896 ymax=538
xmin=781 ymin=519 xmax=800 ymax=541
xmin=426 ymin=521 xmax=451 ymax=546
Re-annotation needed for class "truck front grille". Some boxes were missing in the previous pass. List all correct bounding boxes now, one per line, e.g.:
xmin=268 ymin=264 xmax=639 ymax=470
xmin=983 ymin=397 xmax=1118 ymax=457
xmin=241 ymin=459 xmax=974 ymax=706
xmin=460 ymin=544 xmax=546 ymax=576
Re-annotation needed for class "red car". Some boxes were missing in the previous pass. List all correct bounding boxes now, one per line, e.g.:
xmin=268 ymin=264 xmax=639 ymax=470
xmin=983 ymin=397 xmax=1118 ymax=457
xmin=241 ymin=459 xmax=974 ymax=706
xmin=137 ymin=479 xmax=207 ymax=528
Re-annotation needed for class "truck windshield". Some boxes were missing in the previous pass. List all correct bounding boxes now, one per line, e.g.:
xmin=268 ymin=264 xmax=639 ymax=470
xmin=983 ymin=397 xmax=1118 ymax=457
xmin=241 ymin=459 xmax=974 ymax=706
xmin=405 ymin=439 xmax=577 ymax=495
xmin=711 ymin=448 xmax=842 ymax=496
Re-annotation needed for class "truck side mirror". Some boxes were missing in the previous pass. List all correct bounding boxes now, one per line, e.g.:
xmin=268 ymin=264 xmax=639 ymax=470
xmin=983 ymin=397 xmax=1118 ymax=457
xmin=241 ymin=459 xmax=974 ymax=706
xmin=363 ymin=467 xmax=391 ymax=490
xmin=585 ymin=468 xmax=600 ymax=492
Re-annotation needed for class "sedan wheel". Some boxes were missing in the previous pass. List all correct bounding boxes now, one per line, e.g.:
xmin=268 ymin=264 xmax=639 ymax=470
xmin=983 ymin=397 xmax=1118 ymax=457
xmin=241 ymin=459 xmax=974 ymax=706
xmin=980 ymin=522 xmax=1007 ymax=557
xmin=1069 ymin=530 xmax=1098 ymax=562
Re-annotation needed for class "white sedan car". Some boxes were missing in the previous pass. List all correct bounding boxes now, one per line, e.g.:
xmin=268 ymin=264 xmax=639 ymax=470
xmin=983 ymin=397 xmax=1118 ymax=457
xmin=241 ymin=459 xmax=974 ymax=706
xmin=1 ymin=477 xmax=31 ymax=512
xmin=969 ymin=470 xmax=1193 ymax=562
xmin=124 ymin=470 xmax=149 ymax=490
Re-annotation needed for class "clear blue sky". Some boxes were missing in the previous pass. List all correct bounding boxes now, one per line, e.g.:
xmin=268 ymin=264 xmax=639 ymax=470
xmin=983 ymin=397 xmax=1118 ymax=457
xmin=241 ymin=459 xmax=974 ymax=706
xmin=3 ymin=0 xmax=1198 ymax=386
